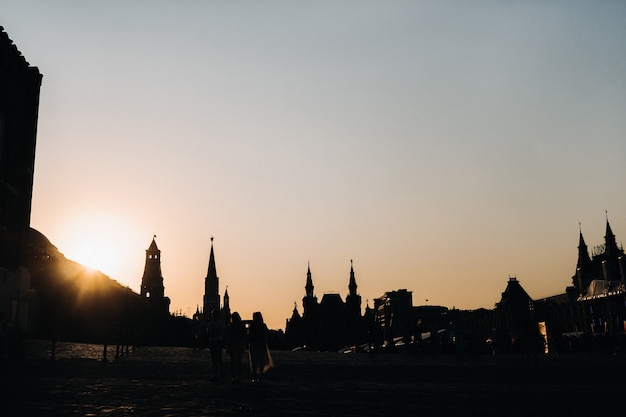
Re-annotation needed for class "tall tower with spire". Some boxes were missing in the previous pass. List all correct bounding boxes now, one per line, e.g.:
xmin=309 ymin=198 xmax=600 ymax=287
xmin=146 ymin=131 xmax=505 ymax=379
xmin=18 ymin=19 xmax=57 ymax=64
xmin=302 ymin=261 xmax=318 ymax=319
xmin=203 ymin=237 xmax=220 ymax=315
xmin=346 ymin=259 xmax=362 ymax=317
xmin=140 ymin=236 xmax=170 ymax=315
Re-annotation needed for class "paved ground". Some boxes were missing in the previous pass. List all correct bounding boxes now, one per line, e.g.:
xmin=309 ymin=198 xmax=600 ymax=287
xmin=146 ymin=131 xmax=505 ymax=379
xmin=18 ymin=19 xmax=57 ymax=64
xmin=2 ymin=341 xmax=625 ymax=416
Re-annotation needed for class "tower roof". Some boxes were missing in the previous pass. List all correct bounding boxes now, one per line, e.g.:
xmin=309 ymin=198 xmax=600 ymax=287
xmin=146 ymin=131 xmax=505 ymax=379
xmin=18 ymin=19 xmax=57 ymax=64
xmin=604 ymin=214 xmax=620 ymax=257
xmin=499 ymin=277 xmax=532 ymax=305
xmin=291 ymin=302 xmax=301 ymax=319
xmin=577 ymin=227 xmax=591 ymax=269
xmin=148 ymin=235 xmax=159 ymax=252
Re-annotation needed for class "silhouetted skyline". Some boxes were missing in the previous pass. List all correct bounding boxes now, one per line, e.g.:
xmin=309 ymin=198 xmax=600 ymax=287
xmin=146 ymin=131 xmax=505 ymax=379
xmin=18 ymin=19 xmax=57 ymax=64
xmin=3 ymin=1 xmax=626 ymax=329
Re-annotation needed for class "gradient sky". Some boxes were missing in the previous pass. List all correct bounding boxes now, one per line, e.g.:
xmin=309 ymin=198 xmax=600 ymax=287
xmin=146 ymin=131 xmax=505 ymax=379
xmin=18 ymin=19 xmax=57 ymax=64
xmin=3 ymin=1 xmax=626 ymax=330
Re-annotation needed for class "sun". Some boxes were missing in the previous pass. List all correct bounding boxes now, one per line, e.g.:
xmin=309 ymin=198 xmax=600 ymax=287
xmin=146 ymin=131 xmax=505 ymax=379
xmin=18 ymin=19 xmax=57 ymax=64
xmin=69 ymin=238 xmax=118 ymax=274
xmin=55 ymin=212 xmax=142 ymax=287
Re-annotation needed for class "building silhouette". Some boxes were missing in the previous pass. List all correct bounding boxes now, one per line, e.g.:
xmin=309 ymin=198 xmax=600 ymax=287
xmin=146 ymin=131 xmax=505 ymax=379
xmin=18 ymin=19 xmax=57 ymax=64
xmin=140 ymin=236 xmax=170 ymax=316
xmin=284 ymin=215 xmax=626 ymax=354
xmin=493 ymin=277 xmax=536 ymax=353
xmin=489 ymin=216 xmax=626 ymax=354
xmin=374 ymin=289 xmax=416 ymax=347
xmin=192 ymin=237 xmax=230 ymax=322
xmin=567 ymin=216 xmax=626 ymax=335
xmin=0 ymin=28 xmax=43 ymax=268
xmin=285 ymin=261 xmax=368 ymax=350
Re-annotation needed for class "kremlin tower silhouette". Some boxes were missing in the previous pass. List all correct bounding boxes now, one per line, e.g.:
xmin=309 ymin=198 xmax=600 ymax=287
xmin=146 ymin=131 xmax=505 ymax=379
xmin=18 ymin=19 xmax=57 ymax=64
xmin=140 ymin=236 xmax=170 ymax=316
xmin=203 ymin=237 xmax=220 ymax=315
xmin=191 ymin=237 xmax=230 ymax=322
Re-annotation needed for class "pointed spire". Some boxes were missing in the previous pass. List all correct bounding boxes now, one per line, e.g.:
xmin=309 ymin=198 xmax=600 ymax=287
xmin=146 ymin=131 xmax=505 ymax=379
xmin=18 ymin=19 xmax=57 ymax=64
xmin=577 ymin=223 xmax=591 ymax=268
xmin=305 ymin=260 xmax=314 ymax=297
xmin=346 ymin=259 xmax=361 ymax=317
xmin=348 ymin=259 xmax=357 ymax=296
xmin=148 ymin=235 xmax=159 ymax=251
xmin=604 ymin=211 xmax=619 ymax=257
xmin=290 ymin=301 xmax=301 ymax=319
xmin=223 ymin=285 xmax=230 ymax=316
xmin=207 ymin=236 xmax=217 ymax=278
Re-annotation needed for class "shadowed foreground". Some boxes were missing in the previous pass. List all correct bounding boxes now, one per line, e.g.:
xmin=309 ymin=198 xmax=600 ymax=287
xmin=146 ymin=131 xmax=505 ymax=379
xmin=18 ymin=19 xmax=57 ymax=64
xmin=2 ymin=341 xmax=624 ymax=416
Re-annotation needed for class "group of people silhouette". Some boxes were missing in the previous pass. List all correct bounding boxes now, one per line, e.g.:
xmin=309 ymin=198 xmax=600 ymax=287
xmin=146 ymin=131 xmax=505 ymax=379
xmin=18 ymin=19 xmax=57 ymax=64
xmin=205 ymin=310 xmax=273 ymax=383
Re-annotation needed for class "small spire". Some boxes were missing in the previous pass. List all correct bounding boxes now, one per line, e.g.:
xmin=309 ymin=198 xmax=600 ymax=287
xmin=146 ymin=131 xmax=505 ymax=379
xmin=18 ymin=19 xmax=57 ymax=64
xmin=206 ymin=236 xmax=217 ymax=278
xmin=577 ymin=223 xmax=591 ymax=268
xmin=348 ymin=259 xmax=357 ymax=296
xmin=305 ymin=260 xmax=314 ymax=297
xmin=604 ymin=211 xmax=618 ymax=256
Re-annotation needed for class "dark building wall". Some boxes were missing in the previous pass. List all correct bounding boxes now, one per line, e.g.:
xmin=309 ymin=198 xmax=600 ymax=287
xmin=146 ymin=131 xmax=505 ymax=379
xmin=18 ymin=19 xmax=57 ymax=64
xmin=0 ymin=27 xmax=43 ymax=267
xmin=374 ymin=289 xmax=413 ymax=344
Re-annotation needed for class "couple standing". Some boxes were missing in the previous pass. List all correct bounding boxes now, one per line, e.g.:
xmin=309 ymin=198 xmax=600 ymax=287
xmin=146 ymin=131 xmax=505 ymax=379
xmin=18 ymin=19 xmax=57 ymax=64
xmin=207 ymin=310 xmax=273 ymax=383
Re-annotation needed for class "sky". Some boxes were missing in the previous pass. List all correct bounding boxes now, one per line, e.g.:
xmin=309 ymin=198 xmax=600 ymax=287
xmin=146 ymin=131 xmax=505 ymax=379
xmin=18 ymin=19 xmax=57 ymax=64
xmin=3 ymin=1 xmax=626 ymax=330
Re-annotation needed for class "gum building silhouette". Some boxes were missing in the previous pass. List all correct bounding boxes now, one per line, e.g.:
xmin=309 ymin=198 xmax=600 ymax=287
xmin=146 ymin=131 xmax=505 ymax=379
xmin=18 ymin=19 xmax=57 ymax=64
xmin=489 ymin=216 xmax=626 ymax=353
xmin=569 ymin=217 xmax=626 ymax=334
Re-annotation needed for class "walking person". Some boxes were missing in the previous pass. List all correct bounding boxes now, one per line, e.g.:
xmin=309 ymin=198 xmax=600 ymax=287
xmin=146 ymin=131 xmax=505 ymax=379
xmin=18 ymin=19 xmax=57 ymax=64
xmin=225 ymin=311 xmax=246 ymax=384
xmin=248 ymin=311 xmax=273 ymax=383
xmin=206 ymin=309 xmax=226 ymax=382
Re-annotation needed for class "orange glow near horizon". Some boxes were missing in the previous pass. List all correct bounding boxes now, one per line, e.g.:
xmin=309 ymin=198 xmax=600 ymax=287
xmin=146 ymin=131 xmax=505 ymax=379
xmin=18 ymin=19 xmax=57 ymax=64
xmin=50 ymin=212 xmax=143 ymax=288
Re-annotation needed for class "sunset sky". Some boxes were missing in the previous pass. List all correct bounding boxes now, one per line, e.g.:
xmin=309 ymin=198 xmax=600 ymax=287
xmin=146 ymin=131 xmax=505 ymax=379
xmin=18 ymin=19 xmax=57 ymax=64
xmin=3 ymin=1 xmax=626 ymax=330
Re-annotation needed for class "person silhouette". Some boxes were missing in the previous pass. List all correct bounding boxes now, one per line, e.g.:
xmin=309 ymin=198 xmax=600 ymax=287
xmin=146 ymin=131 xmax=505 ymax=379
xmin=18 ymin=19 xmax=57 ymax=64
xmin=206 ymin=309 xmax=226 ymax=381
xmin=247 ymin=311 xmax=273 ymax=383
xmin=225 ymin=311 xmax=246 ymax=384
